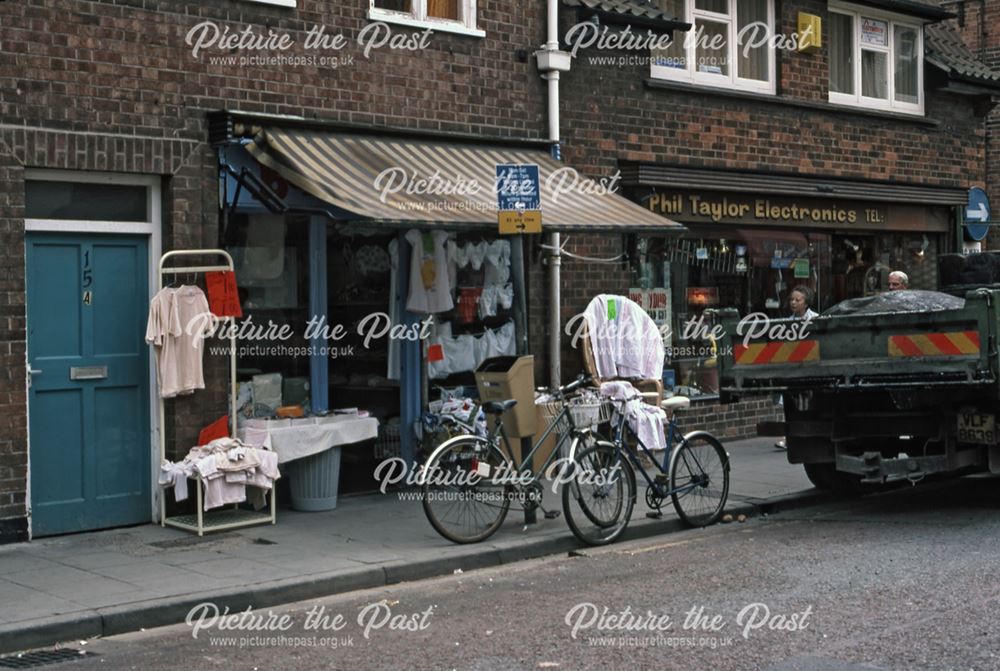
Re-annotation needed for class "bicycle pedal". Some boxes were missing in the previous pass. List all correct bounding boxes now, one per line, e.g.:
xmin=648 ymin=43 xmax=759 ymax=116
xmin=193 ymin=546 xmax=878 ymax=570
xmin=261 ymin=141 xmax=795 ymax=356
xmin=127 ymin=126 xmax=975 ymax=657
xmin=544 ymin=510 xmax=561 ymax=520
xmin=645 ymin=511 xmax=663 ymax=519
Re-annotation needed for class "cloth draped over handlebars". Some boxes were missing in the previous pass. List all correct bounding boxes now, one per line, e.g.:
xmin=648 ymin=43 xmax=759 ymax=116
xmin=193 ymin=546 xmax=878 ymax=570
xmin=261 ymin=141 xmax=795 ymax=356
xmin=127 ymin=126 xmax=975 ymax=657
xmin=599 ymin=381 xmax=667 ymax=452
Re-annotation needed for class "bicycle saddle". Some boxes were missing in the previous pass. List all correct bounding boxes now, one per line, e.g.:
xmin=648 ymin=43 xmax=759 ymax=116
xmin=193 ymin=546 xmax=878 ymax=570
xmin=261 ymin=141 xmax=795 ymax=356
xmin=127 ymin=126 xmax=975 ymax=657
xmin=482 ymin=399 xmax=517 ymax=414
xmin=661 ymin=396 xmax=691 ymax=412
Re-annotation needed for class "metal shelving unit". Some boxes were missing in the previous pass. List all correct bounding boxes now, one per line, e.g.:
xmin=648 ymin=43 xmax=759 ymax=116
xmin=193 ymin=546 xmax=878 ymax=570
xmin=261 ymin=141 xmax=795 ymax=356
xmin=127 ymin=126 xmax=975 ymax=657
xmin=156 ymin=249 xmax=276 ymax=536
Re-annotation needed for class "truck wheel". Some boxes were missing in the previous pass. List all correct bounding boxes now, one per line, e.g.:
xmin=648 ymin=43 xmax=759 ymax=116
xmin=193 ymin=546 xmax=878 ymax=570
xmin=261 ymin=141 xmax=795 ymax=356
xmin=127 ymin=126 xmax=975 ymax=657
xmin=803 ymin=463 xmax=864 ymax=496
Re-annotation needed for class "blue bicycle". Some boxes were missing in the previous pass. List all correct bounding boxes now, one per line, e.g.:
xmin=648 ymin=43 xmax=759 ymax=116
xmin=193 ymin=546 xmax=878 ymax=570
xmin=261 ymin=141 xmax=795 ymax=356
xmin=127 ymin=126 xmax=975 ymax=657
xmin=563 ymin=392 xmax=731 ymax=545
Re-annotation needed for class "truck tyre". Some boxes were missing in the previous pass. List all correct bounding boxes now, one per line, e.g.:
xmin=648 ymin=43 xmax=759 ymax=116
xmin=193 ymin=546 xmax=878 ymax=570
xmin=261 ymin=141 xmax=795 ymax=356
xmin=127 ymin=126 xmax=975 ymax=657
xmin=803 ymin=463 xmax=864 ymax=496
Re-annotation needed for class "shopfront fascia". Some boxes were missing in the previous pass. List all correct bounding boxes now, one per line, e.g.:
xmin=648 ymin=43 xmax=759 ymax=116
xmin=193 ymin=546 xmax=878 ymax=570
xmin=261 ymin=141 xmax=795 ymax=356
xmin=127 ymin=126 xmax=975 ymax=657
xmin=209 ymin=112 xmax=683 ymax=486
xmin=620 ymin=165 xmax=967 ymax=399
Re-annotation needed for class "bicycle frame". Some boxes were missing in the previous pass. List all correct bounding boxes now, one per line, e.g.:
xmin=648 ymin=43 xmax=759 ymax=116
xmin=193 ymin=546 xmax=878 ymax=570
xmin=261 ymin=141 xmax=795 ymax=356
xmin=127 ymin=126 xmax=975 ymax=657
xmin=604 ymin=402 xmax=704 ymax=499
xmin=488 ymin=403 xmax=585 ymax=482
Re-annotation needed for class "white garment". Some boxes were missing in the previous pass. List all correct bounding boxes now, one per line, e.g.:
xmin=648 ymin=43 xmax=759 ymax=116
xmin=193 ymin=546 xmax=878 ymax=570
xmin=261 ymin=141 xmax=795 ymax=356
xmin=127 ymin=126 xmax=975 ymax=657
xmin=387 ymin=238 xmax=401 ymax=380
xmin=583 ymin=294 xmax=665 ymax=380
xmin=405 ymin=229 xmax=454 ymax=314
xmin=467 ymin=241 xmax=488 ymax=270
xmin=484 ymin=240 xmax=511 ymax=284
xmin=599 ymin=381 xmax=667 ymax=452
xmin=145 ymin=286 xmax=213 ymax=398
xmin=481 ymin=321 xmax=516 ymax=359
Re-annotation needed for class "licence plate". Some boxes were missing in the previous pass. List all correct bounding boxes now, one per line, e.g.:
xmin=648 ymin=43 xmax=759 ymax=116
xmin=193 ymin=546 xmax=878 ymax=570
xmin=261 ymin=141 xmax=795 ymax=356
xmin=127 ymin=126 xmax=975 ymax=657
xmin=957 ymin=413 xmax=997 ymax=444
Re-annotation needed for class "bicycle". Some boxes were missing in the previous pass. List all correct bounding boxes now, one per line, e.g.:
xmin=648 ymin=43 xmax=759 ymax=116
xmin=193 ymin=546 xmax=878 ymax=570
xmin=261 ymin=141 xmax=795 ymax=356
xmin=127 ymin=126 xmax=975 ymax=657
xmin=562 ymin=389 xmax=730 ymax=545
xmin=421 ymin=374 xmax=606 ymax=544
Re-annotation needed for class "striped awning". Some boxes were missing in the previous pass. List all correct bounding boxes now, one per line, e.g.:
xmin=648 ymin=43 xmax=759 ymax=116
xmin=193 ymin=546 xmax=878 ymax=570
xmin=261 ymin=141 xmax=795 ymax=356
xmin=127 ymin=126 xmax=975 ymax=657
xmin=245 ymin=127 xmax=683 ymax=233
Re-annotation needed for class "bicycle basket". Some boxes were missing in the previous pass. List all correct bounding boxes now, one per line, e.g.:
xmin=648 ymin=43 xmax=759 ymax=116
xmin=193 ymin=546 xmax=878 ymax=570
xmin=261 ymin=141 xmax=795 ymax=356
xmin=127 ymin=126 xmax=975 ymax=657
xmin=537 ymin=397 xmax=614 ymax=432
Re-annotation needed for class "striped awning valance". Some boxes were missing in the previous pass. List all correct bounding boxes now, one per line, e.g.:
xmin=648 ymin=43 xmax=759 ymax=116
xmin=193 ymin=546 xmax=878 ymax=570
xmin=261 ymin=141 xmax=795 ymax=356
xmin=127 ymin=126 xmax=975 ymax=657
xmin=245 ymin=127 xmax=683 ymax=233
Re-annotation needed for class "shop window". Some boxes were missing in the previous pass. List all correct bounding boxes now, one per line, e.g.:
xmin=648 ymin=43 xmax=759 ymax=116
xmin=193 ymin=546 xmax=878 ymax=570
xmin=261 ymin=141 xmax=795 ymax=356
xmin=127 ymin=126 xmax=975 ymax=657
xmin=26 ymin=180 xmax=149 ymax=222
xmin=370 ymin=0 xmax=483 ymax=37
xmin=651 ymin=0 xmax=775 ymax=95
xmin=828 ymin=5 xmax=923 ymax=114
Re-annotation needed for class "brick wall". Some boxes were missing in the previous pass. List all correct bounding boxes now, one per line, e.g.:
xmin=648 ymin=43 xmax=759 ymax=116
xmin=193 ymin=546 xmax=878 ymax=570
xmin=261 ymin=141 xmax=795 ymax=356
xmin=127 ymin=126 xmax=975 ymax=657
xmin=0 ymin=0 xmax=550 ymax=536
xmin=528 ymin=0 xmax=990 ymax=440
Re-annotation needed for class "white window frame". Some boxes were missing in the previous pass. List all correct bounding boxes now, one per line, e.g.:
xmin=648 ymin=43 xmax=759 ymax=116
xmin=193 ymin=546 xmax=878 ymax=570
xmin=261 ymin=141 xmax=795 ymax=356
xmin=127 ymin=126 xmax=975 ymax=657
xmin=828 ymin=3 xmax=924 ymax=115
xmin=369 ymin=0 xmax=484 ymax=38
xmin=650 ymin=0 xmax=776 ymax=95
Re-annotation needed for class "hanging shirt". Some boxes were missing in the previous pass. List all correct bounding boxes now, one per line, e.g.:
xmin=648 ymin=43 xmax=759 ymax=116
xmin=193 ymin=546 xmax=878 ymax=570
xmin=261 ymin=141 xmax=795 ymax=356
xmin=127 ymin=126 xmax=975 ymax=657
xmin=146 ymin=286 xmax=213 ymax=398
xmin=405 ymin=229 xmax=454 ymax=314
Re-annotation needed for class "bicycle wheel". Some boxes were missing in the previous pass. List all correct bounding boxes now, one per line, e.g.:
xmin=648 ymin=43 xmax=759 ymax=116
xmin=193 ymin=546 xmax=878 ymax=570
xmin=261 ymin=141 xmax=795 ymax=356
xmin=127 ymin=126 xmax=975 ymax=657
xmin=669 ymin=432 xmax=730 ymax=527
xmin=422 ymin=436 xmax=512 ymax=544
xmin=562 ymin=440 xmax=635 ymax=546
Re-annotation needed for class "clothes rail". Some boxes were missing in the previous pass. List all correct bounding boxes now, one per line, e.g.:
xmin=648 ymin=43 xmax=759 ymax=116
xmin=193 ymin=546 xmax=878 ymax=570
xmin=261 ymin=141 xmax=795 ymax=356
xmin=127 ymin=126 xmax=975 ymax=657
xmin=157 ymin=249 xmax=276 ymax=535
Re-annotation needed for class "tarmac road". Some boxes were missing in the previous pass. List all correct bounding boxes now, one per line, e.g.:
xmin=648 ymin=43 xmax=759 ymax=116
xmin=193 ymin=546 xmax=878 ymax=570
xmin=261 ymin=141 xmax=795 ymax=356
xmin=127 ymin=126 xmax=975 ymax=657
xmin=31 ymin=476 xmax=1000 ymax=671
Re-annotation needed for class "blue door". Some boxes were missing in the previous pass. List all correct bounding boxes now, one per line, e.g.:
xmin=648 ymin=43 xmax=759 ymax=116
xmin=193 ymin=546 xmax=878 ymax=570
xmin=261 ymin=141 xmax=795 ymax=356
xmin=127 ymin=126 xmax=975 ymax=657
xmin=26 ymin=233 xmax=151 ymax=536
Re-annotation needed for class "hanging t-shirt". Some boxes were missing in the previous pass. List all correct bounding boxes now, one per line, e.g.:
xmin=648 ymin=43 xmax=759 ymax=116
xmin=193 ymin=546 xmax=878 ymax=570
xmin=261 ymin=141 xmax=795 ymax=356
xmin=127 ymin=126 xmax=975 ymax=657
xmin=405 ymin=229 xmax=454 ymax=314
xmin=146 ymin=285 xmax=213 ymax=398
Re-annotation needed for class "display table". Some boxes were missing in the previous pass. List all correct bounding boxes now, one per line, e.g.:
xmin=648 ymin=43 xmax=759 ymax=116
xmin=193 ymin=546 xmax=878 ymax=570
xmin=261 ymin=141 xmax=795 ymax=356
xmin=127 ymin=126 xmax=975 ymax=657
xmin=240 ymin=415 xmax=379 ymax=511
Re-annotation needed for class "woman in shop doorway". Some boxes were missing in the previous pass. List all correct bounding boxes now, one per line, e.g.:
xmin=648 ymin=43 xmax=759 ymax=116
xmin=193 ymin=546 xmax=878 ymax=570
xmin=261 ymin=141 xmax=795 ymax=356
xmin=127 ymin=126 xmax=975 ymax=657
xmin=776 ymin=285 xmax=818 ymax=450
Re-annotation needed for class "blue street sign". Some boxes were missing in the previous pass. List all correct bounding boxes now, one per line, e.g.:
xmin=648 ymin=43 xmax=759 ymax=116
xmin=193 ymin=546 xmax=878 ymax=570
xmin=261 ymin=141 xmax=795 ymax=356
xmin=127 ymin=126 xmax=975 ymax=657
xmin=964 ymin=187 xmax=991 ymax=241
xmin=495 ymin=164 xmax=540 ymax=212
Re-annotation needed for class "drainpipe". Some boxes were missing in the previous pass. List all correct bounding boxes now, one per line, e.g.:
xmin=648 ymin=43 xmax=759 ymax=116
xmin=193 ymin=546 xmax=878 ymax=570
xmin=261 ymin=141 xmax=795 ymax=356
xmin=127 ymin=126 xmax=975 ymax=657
xmin=536 ymin=0 xmax=572 ymax=388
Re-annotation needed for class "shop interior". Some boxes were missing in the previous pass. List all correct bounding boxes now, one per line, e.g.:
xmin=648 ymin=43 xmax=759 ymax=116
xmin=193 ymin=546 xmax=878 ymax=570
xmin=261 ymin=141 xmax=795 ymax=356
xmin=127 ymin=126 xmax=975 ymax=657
xmin=635 ymin=230 xmax=939 ymax=399
xmin=220 ymin=213 xmax=516 ymax=494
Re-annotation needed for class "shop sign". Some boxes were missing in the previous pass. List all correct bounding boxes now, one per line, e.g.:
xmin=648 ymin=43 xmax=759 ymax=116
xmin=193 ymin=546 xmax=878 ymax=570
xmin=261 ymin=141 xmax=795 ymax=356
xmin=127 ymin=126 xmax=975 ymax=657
xmin=646 ymin=190 xmax=948 ymax=233
xmin=496 ymin=164 xmax=542 ymax=234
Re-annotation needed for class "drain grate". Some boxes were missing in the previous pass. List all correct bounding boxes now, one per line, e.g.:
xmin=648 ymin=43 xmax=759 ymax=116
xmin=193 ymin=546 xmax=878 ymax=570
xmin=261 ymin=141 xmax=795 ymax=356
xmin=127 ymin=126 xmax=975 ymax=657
xmin=0 ymin=649 xmax=95 ymax=669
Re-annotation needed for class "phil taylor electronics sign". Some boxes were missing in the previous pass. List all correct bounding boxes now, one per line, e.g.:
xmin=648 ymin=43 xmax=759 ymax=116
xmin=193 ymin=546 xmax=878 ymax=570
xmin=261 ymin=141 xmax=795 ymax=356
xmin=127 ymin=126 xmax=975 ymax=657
xmin=646 ymin=191 xmax=950 ymax=233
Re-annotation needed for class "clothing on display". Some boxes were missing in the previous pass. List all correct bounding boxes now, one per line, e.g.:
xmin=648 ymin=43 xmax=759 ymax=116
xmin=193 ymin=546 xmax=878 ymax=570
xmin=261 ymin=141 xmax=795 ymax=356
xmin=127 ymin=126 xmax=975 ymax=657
xmin=158 ymin=437 xmax=281 ymax=511
xmin=145 ymin=285 xmax=212 ymax=398
xmin=205 ymin=271 xmax=243 ymax=318
xmin=428 ymin=320 xmax=516 ymax=379
xmin=405 ymin=229 xmax=454 ymax=314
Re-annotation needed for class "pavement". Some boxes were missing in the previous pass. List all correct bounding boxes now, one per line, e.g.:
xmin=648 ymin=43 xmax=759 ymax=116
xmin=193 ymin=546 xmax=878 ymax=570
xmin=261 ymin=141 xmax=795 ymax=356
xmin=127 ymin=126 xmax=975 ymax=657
xmin=0 ymin=437 xmax=821 ymax=655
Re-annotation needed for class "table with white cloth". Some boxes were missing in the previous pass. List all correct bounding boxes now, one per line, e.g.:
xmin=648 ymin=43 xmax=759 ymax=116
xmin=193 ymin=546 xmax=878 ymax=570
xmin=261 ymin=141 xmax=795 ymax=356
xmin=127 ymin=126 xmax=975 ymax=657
xmin=239 ymin=415 xmax=379 ymax=511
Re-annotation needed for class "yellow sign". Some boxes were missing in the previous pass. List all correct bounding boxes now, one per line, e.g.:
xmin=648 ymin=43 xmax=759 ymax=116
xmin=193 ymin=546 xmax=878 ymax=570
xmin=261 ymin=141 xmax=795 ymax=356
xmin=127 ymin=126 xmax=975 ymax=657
xmin=498 ymin=210 xmax=542 ymax=234
xmin=797 ymin=12 xmax=822 ymax=52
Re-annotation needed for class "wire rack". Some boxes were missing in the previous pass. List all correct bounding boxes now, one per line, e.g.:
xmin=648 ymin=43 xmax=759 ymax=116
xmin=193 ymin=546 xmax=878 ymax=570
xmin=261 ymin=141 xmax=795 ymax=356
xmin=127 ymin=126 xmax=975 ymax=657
xmin=538 ymin=396 xmax=614 ymax=433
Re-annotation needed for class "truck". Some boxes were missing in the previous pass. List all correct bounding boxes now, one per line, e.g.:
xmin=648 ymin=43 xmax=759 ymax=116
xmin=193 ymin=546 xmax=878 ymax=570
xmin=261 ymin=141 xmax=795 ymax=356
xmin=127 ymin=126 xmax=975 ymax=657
xmin=715 ymin=254 xmax=1000 ymax=492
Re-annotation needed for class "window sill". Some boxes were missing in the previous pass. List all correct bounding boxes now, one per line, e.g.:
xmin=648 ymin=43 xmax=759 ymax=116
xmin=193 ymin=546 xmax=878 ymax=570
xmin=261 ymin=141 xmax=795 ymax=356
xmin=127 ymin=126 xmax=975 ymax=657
xmin=644 ymin=78 xmax=941 ymax=127
xmin=243 ymin=0 xmax=296 ymax=7
xmin=367 ymin=10 xmax=485 ymax=38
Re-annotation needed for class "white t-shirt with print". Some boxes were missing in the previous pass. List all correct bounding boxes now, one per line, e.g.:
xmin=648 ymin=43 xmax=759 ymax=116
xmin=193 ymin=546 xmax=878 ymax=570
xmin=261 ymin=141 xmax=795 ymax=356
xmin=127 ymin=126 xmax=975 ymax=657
xmin=405 ymin=229 xmax=454 ymax=314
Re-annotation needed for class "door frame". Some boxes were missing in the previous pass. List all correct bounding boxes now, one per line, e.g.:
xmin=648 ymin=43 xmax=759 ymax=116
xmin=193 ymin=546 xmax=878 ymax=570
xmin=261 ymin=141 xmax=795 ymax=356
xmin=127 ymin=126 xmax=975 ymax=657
xmin=24 ymin=169 xmax=162 ymax=538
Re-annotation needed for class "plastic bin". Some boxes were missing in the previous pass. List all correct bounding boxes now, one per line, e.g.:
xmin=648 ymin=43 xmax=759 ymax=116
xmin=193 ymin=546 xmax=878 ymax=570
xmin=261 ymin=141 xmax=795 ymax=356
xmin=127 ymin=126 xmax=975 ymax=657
xmin=285 ymin=447 xmax=341 ymax=512
xmin=475 ymin=355 xmax=537 ymax=438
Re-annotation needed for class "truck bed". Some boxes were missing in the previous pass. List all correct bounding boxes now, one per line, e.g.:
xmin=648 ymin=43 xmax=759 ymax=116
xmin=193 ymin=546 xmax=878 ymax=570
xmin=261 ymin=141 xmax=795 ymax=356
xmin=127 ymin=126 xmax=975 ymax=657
xmin=716 ymin=290 xmax=998 ymax=397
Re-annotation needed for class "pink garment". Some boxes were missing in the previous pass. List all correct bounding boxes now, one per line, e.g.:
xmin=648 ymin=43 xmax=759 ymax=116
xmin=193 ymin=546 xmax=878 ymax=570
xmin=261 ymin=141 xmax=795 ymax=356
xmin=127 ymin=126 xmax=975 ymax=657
xmin=583 ymin=295 xmax=664 ymax=380
xmin=145 ymin=286 xmax=213 ymax=398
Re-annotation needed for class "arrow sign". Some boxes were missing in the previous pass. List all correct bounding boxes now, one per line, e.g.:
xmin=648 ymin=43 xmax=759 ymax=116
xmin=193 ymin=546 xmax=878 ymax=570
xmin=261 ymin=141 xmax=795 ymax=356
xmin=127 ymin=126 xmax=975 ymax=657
xmin=966 ymin=202 xmax=989 ymax=222
xmin=965 ymin=187 xmax=991 ymax=241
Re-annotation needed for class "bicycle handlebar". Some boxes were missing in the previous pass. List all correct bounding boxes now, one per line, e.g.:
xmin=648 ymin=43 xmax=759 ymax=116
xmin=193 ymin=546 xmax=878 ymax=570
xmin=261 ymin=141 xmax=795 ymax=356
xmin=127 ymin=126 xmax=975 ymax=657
xmin=557 ymin=373 xmax=593 ymax=396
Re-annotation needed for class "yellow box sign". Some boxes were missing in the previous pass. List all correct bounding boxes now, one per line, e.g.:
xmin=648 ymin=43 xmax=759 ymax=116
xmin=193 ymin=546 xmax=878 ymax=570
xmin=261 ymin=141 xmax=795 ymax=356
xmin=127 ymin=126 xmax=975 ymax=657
xmin=797 ymin=12 xmax=822 ymax=52
xmin=498 ymin=210 xmax=542 ymax=234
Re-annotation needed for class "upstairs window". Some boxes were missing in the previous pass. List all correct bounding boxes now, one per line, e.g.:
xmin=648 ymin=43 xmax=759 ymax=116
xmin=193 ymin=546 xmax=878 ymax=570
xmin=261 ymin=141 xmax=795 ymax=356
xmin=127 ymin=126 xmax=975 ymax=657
xmin=829 ymin=4 xmax=923 ymax=114
xmin=651 ymin=0 xmax=776 ymax=94
xmin=370 ymin=0 xmax=483 ymax=37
